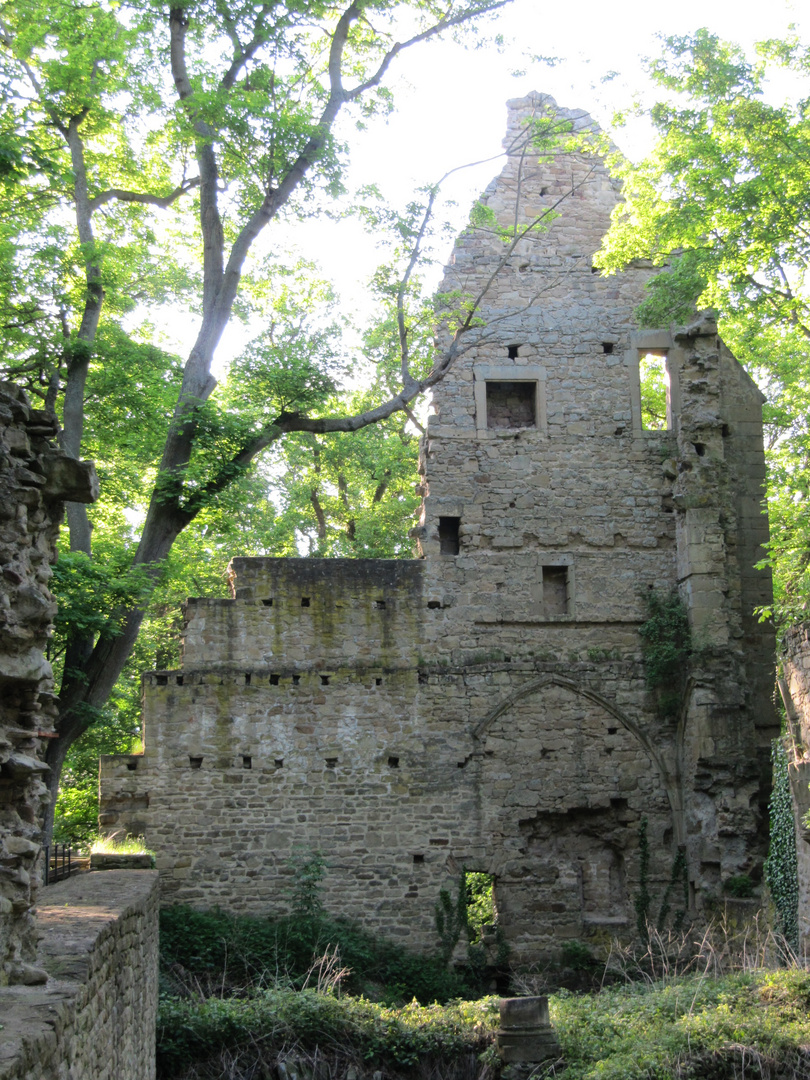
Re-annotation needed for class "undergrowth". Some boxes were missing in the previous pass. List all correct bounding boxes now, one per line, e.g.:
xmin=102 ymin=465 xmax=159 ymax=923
xmin=549 ymin=968 xmax=810 ymax=1080
xmin=157 ymin=991 xmax=498 ymax=1079
xmin=157 ymin=967 xmax=810 ymax=1080
xmin=159 ymin=905 xmax=481 ymax=1005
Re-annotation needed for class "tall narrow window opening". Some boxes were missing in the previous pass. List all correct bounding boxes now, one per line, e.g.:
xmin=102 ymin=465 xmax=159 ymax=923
xmin=438 ymin=517 xmax=461 ymax=555
xmin=542 ymin=565 xmax=569 ymax=616
xmin=464 ymin=871 xmax=497 ymax=945
xmin=639 ymin=352 xmax=671 ymax=431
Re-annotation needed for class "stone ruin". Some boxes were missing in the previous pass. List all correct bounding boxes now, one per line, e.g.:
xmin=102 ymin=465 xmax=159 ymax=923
xmin=0 ymin=381 xmax=98 ymax=985
xmin=0 ymin=387 xmax=160 ymax=1080
xmin=100 ymin=95 xmax=778 ymax=961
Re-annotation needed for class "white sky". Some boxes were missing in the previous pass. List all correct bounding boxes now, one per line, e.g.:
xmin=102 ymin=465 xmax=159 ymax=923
xmin=199 ymin=0 xmax=808 ymax=372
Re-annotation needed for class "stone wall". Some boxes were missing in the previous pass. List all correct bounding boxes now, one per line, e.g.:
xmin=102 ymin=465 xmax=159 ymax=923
xmin=0 ymin=382 xmax=97 ymax=985
xmin=100 ymin=94 xmax=777 ymax=962
xmin=0 ymin=871 xmax=159 ymax=1080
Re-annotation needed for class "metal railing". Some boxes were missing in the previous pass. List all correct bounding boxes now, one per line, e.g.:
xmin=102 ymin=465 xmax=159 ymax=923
xmin=43 ymin=843 xmax=74 ymax=885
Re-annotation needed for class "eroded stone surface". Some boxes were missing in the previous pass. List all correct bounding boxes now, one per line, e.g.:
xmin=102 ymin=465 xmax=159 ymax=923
xmin=0 ymin=381 xmax=97 ymax=984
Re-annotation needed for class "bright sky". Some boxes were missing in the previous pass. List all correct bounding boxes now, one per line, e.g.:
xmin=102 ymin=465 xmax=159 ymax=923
xmin=202 ymin=0 xmax=808 ymax=372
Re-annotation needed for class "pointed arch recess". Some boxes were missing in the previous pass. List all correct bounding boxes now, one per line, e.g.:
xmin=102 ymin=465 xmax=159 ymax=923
xmin=472 ymin=674 xmax=679 ymax=808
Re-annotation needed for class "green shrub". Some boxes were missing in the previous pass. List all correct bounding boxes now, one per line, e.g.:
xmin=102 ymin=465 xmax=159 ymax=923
xmin=639 ymin=589 xmax=691 ymax=718
xmin=156 ymin=988 xmax=498 ymax=1078
xmin=551 ymin=970 xmax=810 ymax=1080
xmin=159 ymin=905 xmax=476 ymax=1004
xmin=560 ymin=940 xmax=595 ymax=971
xmin=723 ymin=874 xmax=755 ymax=899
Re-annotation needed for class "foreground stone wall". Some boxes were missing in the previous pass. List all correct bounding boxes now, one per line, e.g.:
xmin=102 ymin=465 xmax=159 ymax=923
xmin=0 ymin=382 xmax=97 ymax=985
xmin=101 ymin=95 xmax=777 ymax=961
xmin=0 ymin=871 xmax=159 ymax=1080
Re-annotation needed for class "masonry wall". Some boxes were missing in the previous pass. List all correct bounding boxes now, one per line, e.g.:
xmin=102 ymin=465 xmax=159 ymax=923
xmin=0 ymin=871 xmax=159 ymax=1080
xmin=100 ymin=94 xmax=777 ymax=962
xmin=0 ymin=382 xmax=97 ymax=985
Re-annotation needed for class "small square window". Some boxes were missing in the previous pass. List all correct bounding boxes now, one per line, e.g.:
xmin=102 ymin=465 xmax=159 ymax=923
xmin=486 ymin=381 xmax=536 ymax=429
xmin=542 ymin=565 xmax=569 ymax=616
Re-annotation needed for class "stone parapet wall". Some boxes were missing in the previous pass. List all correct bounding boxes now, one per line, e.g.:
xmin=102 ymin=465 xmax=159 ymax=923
xmin=0 ymin=382 xmax=97 ymax=985
xmin=0 ymin=871 xmax=159 ymax=1080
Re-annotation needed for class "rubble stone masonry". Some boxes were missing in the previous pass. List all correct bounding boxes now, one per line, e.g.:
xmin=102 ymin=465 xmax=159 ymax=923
xmin=0 ymin=382 xmax=97 ymax=985
xmin=0 ymin=871 xmax=159 ymax=1080
xmin=100 ymin=95 xmax=778 ymax=961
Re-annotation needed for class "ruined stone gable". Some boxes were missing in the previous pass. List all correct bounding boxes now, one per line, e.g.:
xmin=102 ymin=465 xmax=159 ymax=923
xmin=100 ymin=95 xmax=778 ymax=961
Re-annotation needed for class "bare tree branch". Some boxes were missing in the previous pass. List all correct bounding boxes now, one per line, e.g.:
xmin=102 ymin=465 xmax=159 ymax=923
xmin=88 ymin=178 xmax=201 ymax=212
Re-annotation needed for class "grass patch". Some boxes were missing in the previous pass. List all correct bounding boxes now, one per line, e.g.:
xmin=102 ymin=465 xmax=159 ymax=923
xmin=90 ymin=833 xmax=155 ymax=855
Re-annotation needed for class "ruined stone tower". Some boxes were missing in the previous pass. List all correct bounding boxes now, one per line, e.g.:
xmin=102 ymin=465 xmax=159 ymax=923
xmin=100 ymin=95 xmax=777 ymax=961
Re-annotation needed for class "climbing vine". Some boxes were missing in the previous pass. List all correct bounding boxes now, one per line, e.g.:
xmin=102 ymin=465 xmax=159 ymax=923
xmin=765 ymin=740 xmax=799 ymax=953
xmin=634 ymin=816 xmax=689 ymax=938
xmin=639 ymin=589 xmax=692 ymax=718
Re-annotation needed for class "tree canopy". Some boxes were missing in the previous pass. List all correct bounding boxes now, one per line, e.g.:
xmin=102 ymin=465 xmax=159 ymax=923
xmin=0 ymin=0 xmax=535 ymax=834
xmin=596 ymin=29 xmax=810 ymax=627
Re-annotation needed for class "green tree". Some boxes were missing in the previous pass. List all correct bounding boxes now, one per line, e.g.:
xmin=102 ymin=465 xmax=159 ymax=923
xmin=1 ymin=0 xmax=596 ymax=839
xmin=0 ymin=0 xmax=529 ymax=837
xmin=595 ymin=29 xmax=810 ymax=624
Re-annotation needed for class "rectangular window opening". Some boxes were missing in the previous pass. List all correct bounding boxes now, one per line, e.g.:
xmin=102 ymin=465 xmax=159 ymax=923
xmin=262 ymin=598 xmax=273 ymax=607
xmin=388 ymin=755 xmax=400 ymax=769
xmin=176 ymin=675 xmax=184 ymax=686
xmin=301 ymin=596 xmax=311 ymax=608
xmin=292 ymin=674 xmax=301 ymax=686
xmin=242 ymin=755 xmax=252 ymax=769
xmin=464 ymin=871 xmax=497 ymax=944
xmin=438 ymin=516 xmax=460 ymax=555
xmin=542 ymin=565 xmax=569 ymax=617
xmin=486 ymin=381 xmax=536 ymax=429
xmin=244 ymin=673 xmax=251 ymax=686
xmin=274 ymin=758 xmax=284 ymax=769
xmin=189 ymin=756 xmax=203 ymax=769
xmin=321 ymin=675 xmax=330 ymax=686
xmin=639 ymin=351 xmax=671 ymax=431
xmin=270 ymin=673 xmax=280 ymax=686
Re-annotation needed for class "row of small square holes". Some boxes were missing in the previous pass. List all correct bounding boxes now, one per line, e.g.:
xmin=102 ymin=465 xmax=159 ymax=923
xmin=188 ymin=754 xmax=400 ymax=769
xmin=156 ymin=673 xmax=383 ymax=687
xmin=262 ymin=598 xmax=387 ymax=610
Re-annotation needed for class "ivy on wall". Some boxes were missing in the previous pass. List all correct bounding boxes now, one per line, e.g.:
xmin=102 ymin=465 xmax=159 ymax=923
xmin=639 ymin=589 xmax=692 ymax=718
xmin=764 ymin=740 xmax=799 ymax=953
